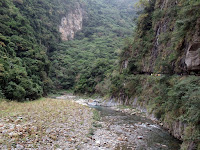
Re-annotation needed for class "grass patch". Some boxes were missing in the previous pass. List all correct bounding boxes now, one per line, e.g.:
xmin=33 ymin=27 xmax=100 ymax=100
xmin=88 ymin=128 xmax=95 ymax=136
xmin=93 ymin=122 xmax=102 ymax=128
xmin=86 ymin=109 xmax=102 ymax=138
xmin=93 ymin=109 xmax=101 ymax=121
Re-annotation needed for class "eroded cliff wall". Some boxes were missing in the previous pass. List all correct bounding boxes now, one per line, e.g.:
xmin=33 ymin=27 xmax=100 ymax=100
xmin=59 ymin=3 xmax=83 ymax=41
xmin=120 ymin=0 xmax=200 ymax=74
xmin=151 ymin=0 xmax=200 ymax=73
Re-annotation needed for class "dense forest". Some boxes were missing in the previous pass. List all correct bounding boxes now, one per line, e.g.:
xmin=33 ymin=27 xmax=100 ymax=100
xmin=0 ymin=0 xmax=138 ymax=100
xmin=50 ymin=0 xmax=138 ymax=94
xmin=0 ymin=0 xmax=81 ymax=100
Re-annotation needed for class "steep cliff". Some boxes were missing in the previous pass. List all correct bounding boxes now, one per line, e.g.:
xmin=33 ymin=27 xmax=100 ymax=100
xmin=120 ymin=0 xmax=200 ymax=74
xmin=59 ymin=3 xmax=83 ymax=41
xmin=112 ymin=0 xmax=200 ymax=149
xmin=185 ymin=18 xmax=200 ymax=71
xmin=151 ymin=0 xmax=200 ymax=73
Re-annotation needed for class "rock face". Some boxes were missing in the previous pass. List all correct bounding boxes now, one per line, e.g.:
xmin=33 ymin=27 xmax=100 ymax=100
xmin=185 ymin=43 xmax=200 ymax=71
xmin=59 ymin=3 xmax=83 ymax=41
xmin=185 ymin=18 xmax=200 ymax=71
xmin=121 ymin=0 xmax=200 ymax=74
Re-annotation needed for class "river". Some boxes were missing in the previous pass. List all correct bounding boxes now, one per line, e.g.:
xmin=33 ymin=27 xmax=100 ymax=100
xmin=57 ymin=95 xmax=181 ymax=150
xmin=90 ymin=105 xmax=181 ymax=150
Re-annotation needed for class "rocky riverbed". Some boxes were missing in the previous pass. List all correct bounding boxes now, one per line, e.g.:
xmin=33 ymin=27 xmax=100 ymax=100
xmin=57 ymin=94 xmax=181 ymax=150
xmin=0 ymin=98 xmax=93 ymax=150
xmin=0 ymin=95 xmax=181 ymax=150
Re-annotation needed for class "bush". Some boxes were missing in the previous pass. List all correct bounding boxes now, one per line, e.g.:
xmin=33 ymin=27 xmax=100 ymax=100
xmin=166 ymin=76 xmax=200 ymax=125
xmin=5 ymin=81 xmax=26 ymax=101
xmin=20 ymin=79 xmax=43 ymax=100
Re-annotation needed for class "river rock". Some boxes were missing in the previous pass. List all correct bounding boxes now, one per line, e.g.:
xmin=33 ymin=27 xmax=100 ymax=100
xmin=17 ymin=117 xmax=23 ymax=120
xmin=15 ymin=119 xmax=21 ymax=124
xmin=95 ymin=140 xmax=101 ymax=145
xmin=131 ymin=112 xmax=136 ymax=115
xmin=50 ymin=135 xmax=57 ymax=141
xmin=16 ymin=144 xmax=24 ymax=150
xmin=162 ymin=144 xmax=167 ymax=148
xmin=0 ymin=139 xmax=4 ymax=144
xmin=6 ymin=118 xmax=13 ymax=122
xmin=137 ymin=136 xmax=143 ymax=139
xmin=31 ymin=126 xmax=37 ymax=133
xmin=118 ymin=137 xmax=123 ymax=141
xmin=16 ymin=125 xmax=23 ymax=132
xmin=9 ymin=132 xmax=19 ymax=138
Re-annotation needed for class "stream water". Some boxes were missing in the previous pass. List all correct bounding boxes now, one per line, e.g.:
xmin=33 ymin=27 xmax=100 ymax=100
xmin=56 ymin=95 xmax=181 ymax=149
xmin=91 ymin=105 xmax=181 ymax=150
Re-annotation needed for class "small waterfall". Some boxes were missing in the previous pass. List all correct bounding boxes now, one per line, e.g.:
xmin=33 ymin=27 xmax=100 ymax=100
xmin=156 ymin=26 xmax=161 ymax=47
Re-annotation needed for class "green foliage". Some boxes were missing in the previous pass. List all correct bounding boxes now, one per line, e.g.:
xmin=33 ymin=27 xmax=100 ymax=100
xmin=93 ymin=109 xmax=101 ymax=121
xmin=50 ymin=0 xmax=138 ymax=93
xmin=0 ymin=0 xmax=138 ymax=99
xmin=5 ymin=82 xmax=26 ymax=101
xmin=167 ymin=77 xmax=200 ymax=125
xmin=110 ymin=73 xmax=125 ymax=97
xmin=74 ymin=59 xmax=113 ymax=94
xmin=0 ymin=88 xmax=4 ymax=99
xmin=109 ymin=1 xmax=200 ymax=148
xmin=0 ymin=0 xmax=65 ymax=100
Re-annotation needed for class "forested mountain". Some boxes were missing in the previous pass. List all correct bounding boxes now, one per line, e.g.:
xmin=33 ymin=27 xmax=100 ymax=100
xmin=50 ymin=0 xmax=138 ymax=93
xmin=110 ymin=0 xmax=200 ymax=149
xmin=0 ymin=0 xmax=138 ymax=100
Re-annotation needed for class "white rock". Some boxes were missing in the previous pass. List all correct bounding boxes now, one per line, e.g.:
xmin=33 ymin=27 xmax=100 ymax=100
xmin=16 ymin=144 xmax=24 ymax=150
xmin=96 ymin=140 xmax=101 ymax=144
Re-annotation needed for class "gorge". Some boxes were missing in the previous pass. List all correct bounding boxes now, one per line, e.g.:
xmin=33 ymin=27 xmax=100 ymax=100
xmin=0 ymin=0 xmax=199 ymax=149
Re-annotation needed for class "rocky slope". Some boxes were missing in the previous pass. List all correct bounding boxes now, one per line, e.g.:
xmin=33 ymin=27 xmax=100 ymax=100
xmin=120 ymin=0 xmax=200 ymax=74
xmin=112 ymin=0 xmax=200 ymax=149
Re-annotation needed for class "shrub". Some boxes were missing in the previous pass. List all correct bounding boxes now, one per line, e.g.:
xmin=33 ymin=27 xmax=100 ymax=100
xmin=5 ymin=81 xmax=26 ymax=101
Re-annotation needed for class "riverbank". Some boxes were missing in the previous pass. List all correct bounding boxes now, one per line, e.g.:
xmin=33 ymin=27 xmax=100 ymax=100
xmin=0 ymin=95 xmax=182 ymax=150
xmin=0 ymin=98 xmax=93 ymax=149
xmin=0 ymin=97 xmax=130 ymax=150
xmin=57 ymin=94 xmax=181 ymax=150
